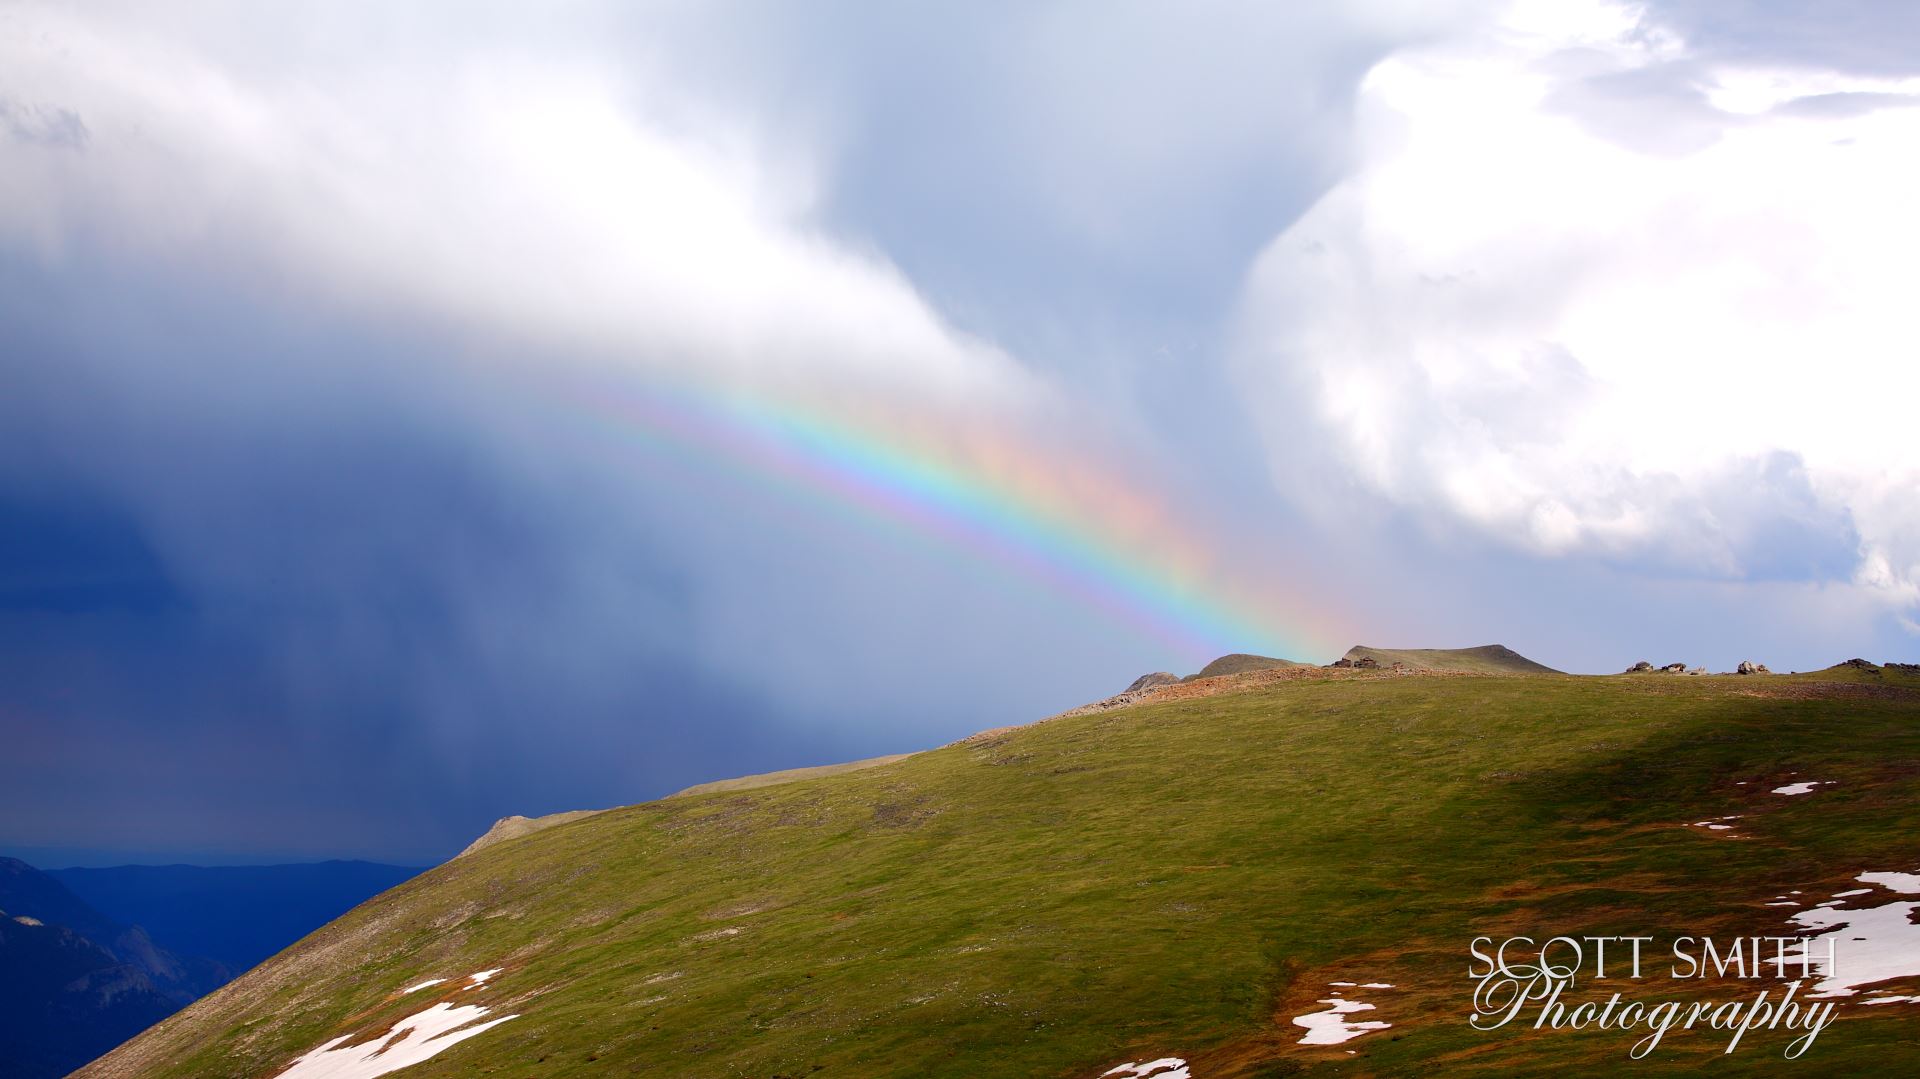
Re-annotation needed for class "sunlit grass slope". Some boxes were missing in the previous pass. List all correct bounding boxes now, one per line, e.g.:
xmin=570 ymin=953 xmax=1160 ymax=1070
xmin=85 ymin=663 xmax=1920 ymax=1077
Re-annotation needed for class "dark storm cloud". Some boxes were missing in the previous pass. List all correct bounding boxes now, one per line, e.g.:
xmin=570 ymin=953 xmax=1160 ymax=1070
xmin=0 ymin=253 xmax=867 ymax=863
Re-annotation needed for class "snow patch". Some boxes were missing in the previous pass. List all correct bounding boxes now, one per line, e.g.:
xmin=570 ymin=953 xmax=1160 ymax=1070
xmin=1102 ymin=1058 xmax=1190 ymax=1078
xmin=1294 ymin=995 xmax=1391 ymax=1045
xmin=465 ymin=968 xmax=502 ymax=990
xmin=271 ymin=1003 xmax=519 ymax=1079
xmin=1772 ymin=781 xmax=1831 ymax=796
xmin=401 ymin=979 xmax=445 ymax=995
xmin=1781 ymin=874 xmax=1920 ymax=997
xmin=1860 ymin=872 xmax=1920 ymax=894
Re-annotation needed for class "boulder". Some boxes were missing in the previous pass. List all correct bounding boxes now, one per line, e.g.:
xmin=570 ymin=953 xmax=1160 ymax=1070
xmin=1736 ymin=660 xmax=1771 ymax=675
xmin=1329 ymin=658 xmax=1354 ymax=668
xmin=1625 ymin=661 xmax=1653 ymax=673
xmin=1841 ymin=658 xmax=1879 ymax=671
xmin=1352 ymin=656 xmax=1380 ymax=669
xmin=1660 ymin=662 xmax=1688 ymax=674
xmin=1126 ymin=672 xmax=1181 ymax=693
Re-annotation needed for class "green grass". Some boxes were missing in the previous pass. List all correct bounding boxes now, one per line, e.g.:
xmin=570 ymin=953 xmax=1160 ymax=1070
xmin=87 ymin=665 xmax=1920 ymax=1077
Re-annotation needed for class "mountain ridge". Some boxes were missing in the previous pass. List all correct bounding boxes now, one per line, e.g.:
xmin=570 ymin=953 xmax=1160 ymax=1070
xmin=81 ymin=658 xmax=1920 ymax=1077
xmin=50 ymin=860 xmax=423 ymax=973
xmin=0 ymin=857 xmax=228 ymax=1078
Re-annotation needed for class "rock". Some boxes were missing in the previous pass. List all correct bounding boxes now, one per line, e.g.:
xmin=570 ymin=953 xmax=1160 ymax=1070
xmin=459 ymin=809 xmax=604 ymax=858
xmin=1626 ymin=661 xmax=1653 ymax=673
xmin=1660 ymin=662 xmax=1688 ymax=674
xmin=1736 ymin=660 xmax=1770 ymax=675
xmin=1841 ymin=658 xmax=1879 ymax=670
xmin=1125 ymin=672 xmax=1181 ymax=693
xmin=1352 ymin=656 xmax=1380 ymax=669
xmin=1689 ymin=667 xmax=1708 ymax=675
xmin=1889 ymin=662 xmax=1919 ymax=673
xmin=1329 ymin=658 xmax=1354 ymax=668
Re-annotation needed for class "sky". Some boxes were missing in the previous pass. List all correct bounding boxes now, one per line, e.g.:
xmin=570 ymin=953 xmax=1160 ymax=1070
xmin=3 ymin=0 xmax=1918 ymax=865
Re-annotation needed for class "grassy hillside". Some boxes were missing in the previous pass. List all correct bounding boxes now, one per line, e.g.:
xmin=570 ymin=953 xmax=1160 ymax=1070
xmin=669 ymin=753 xmax=916 ymax=798
xmin=1341 ymin=643 xmax=1561 ymax=675
xmin=85 ymin=663 xmax=1920 ymax=1077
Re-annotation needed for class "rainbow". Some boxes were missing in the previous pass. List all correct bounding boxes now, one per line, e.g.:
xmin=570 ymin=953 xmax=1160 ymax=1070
xmin=538 ymin=368 xmax=1334 ymax=667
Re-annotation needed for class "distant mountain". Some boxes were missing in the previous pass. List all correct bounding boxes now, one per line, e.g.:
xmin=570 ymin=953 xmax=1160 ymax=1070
xmin=0 ymin=857 xmax=422 ymax=1076
xmin=0 ymin=914 xmax=180 ymax=1079
xmin=0 ymin=856 xmax=123 ymax=945
xmin=0 ymin=859 xmax=224 ymax=1004
xmin=1339 ymin=643 xmax=1561 ymax=674
xmin=0 ymin=858 xmax=223 ymax=1079
xmin=50 ymin=861 xmax=422 ymax=973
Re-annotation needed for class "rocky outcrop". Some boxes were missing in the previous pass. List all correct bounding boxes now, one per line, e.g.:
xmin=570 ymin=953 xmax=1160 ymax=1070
xmin=1736 ymin=660 xmax=1772 ymax=675
xmin=1126 ymin=672 xmax=1181 ymax=693
xmin=1841 ymin=658 xmax=1879 ymax=671
xmin=1625 ymin=661 xmax=1653 ymax=673
xmin=1660 ymin=662 xmax=1688 ymax=674
xmin=459 ymin=810 xmax=604 ymax=858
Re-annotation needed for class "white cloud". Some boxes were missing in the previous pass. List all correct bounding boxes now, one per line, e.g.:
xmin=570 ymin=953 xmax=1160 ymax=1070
xmin=1234 ymin=0 xmax=1920 ymax=612
xmin=0 ymin=3 xmax=1033 ymax=411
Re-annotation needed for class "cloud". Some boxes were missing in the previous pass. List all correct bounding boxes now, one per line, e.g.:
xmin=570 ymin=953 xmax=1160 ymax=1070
xmin=0 ymin=98 xmax=88 ymax=149
xmin=1232 ymin=0 xmax=1920 ymax=618
xmin=1646 ymin=0 xmax=1920 ymax=77
xmin=0 ymin=1 xmax=1400 ymax=858
xmin=0 ymin=4 xmax=1037 ymax=412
